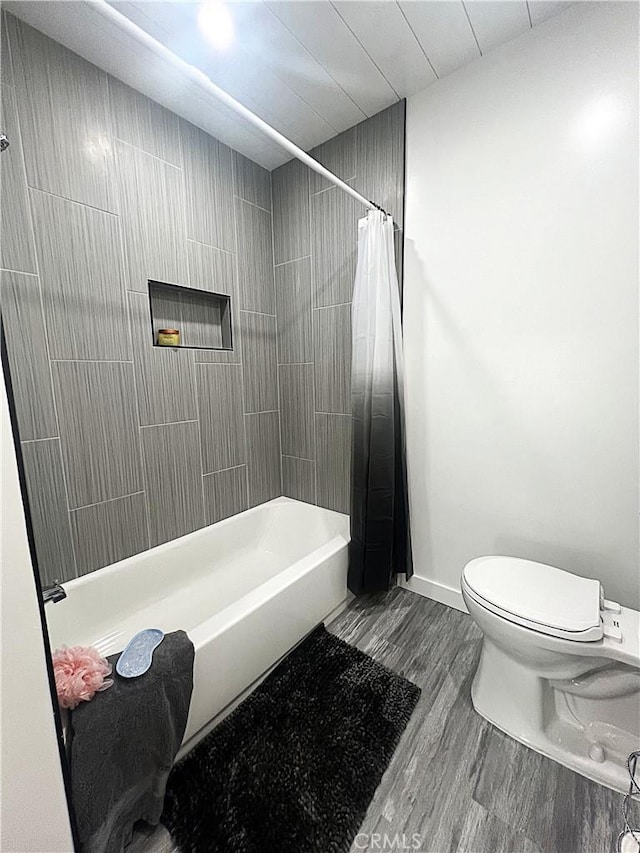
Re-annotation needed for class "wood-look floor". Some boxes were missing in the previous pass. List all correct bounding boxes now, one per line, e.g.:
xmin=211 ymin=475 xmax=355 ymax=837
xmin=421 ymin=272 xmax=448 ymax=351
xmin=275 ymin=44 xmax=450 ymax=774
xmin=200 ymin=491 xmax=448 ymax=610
xmin=129 ymin=588 xmax=634 ymax=853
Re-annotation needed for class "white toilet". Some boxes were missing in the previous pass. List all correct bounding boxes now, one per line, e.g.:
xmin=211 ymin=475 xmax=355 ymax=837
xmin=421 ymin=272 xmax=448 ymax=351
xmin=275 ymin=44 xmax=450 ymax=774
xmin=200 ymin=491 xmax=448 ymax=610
xmin=461 ymin=556 xmax=640 ymax=793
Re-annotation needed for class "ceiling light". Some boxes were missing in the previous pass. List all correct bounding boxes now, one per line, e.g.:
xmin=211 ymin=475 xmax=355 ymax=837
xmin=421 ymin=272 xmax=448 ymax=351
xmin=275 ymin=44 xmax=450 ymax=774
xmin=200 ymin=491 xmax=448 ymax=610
xmin=198 ymin=1 xmax=234 ymax=51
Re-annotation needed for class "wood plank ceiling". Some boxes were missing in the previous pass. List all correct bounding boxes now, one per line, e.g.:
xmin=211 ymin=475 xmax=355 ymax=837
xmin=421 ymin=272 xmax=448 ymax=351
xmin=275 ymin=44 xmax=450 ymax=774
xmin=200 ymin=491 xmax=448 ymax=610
xmin=5 ymin=1 xmax=572 ymax=168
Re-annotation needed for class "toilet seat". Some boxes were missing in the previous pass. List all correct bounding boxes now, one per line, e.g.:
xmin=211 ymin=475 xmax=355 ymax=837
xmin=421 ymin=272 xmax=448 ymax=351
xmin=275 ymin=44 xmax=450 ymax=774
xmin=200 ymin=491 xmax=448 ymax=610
xmin=462 ymin=556 xmax=603 ymax=642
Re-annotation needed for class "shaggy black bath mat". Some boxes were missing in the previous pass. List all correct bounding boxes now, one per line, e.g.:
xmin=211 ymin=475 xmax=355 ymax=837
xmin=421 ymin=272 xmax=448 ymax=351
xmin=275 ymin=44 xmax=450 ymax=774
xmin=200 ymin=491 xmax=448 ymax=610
xmin=162 ymin=624 xmax=420 ymax=852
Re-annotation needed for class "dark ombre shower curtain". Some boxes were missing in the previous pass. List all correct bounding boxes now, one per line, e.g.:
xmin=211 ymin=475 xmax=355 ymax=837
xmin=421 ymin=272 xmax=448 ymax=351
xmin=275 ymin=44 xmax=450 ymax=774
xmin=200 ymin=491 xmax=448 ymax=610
xmin=348 ymin=210 xmax=412 ymax=595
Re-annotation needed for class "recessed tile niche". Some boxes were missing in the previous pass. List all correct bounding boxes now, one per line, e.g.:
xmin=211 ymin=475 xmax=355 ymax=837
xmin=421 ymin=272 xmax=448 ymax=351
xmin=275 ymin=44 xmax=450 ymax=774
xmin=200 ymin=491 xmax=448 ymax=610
xmin=148 ymin=280 xmax=233 ymax=350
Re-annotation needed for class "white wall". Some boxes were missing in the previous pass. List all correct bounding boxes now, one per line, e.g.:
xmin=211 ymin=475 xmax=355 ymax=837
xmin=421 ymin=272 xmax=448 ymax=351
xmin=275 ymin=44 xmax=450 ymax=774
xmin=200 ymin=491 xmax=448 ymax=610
xmin=404 ymin=2 xmax=639 ymax=610
xmin=1 ymin=367 xmax=74 ymax=852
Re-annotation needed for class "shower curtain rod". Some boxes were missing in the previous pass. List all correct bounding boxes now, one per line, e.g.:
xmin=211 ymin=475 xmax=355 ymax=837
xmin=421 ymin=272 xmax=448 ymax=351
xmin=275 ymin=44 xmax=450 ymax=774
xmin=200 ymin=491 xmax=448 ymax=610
xmin=93 ymin=0 xmax=388 ymax=216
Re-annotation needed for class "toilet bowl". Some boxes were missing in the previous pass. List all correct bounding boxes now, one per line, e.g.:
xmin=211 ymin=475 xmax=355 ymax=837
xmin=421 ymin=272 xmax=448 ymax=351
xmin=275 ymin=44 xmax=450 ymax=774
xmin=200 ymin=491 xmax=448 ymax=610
xmin=462 ymin=556 xmax=640 ymax=793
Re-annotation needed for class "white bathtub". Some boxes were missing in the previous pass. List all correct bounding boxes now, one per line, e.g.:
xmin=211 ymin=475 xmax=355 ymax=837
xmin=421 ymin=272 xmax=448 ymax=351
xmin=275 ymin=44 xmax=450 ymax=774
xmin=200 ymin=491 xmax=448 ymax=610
xmin=45 ymin=497 xmax=350 ymax=749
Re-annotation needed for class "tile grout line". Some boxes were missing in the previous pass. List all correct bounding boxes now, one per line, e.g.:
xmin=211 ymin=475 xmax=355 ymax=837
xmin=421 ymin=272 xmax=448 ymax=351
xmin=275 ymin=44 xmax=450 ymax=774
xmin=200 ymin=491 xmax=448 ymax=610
xmin=40 ymin=371 xmax=79 ymax=583
xmin=307 ymin=154 xmax=319 ymax=507
xmin=310 ymin=176 xmax=357 ymax=199
xmin=115 ymin=104 xmax=159 ymax=554
xmin=113 ymin=135 xmax=184 ymax=172
xmin=313 ymin=302 xmax=353 ymax=311
xmin=27 ymin=184 xmax=119 ymax=218
xmin=189 ymin=322 xmax=207 ymax=529
xmin=70 ymin=490 xmax=145 ymax=514
xmin=180 ymin=133 xmax=208 ymax=530
xmin=193 ymin=365 xmax=209 ymax=527
xmin=233 ymin=193 xmax=272 ymax=216
xmin=186 ymin=236 xmax=236 ymax=257
xmin=278 ymin=362 xmax=314 ymax=367
xmin=0 ymin=266 xmax=39 ymax=277
xmin=271 ymin=165 xmax=284 ymax=498
xmin=274 ymin=254 xmax=312 ymax=268
xmin=240 ymin=308 xmax=277 ymax=319
xmin=240 ymin=356 xmax=253 ymax=508
xmin=139 ymin=418 xmax=199 ymax=429
xmin=12 ymin=60 xmax=82 ymax=579
xmin=50 ymin=358 xmax=134 ymax=364
xmin=203 ymin=462 xmax=247 ymax=478
xmin=121 ymin=254 xmax=153 ymax=554
xmin=232 ymin=153 xmax=253 ymax=512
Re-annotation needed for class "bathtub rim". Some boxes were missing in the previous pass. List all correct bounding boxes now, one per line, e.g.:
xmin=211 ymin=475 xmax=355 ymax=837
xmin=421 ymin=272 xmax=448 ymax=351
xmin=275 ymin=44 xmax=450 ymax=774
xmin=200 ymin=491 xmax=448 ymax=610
xmin=54 ymin=496 xmax=349 ymax=597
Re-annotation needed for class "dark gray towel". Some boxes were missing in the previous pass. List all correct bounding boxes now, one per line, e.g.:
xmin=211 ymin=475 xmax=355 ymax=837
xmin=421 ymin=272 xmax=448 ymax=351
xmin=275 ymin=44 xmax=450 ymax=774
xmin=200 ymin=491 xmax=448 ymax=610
xmin=69 ymin=629 xmax=194 ymax=853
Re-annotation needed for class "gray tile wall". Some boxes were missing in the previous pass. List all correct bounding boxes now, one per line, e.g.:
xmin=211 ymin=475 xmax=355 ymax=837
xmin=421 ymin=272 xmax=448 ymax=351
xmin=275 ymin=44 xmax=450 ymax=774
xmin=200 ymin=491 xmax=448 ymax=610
xmin=8 ymin=16 xmax=116 ymax=212
xmin=1 ymin=12 xmax=404 ymax=582
xmin=245 ymin=412 xmax=281 ymax=508
xmin=272 ymin=101 xmax=406 ymax=513
xmin=1 ymin=14 xmax=281 ymax=581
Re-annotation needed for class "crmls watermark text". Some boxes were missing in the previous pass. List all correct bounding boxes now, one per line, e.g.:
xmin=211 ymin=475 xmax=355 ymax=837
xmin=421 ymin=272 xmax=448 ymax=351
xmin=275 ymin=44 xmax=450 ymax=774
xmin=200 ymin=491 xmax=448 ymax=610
xmin=353 ymin=833 xmax=423 ymax=850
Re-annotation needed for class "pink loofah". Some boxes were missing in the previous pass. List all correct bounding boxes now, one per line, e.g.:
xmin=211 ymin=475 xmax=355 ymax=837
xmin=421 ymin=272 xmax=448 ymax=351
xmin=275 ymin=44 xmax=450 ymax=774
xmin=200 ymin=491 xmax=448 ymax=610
xmin=52 ymin=645 xmax=113 ymax=710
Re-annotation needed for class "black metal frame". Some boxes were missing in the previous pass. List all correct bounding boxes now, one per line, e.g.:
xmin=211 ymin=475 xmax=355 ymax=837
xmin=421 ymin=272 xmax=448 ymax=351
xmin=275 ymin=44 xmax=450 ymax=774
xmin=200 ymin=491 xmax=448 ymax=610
xmin=0 ymin=319 xmax=80 ymax=851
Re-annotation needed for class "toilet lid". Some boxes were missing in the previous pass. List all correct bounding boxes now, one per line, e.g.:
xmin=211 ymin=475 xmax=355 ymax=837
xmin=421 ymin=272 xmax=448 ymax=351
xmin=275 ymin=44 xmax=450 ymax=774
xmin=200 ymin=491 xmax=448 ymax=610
xmin=463 ymin=556 xmax=602 ymax=636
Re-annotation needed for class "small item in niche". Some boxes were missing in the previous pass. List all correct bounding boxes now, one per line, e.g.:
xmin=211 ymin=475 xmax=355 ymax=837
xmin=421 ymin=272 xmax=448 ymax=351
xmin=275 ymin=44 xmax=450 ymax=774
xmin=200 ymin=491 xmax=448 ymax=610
xmin=52 ymin=645 xmax=113 ymax=709
xmin=158 ymin=328 xmax=180 ymax=346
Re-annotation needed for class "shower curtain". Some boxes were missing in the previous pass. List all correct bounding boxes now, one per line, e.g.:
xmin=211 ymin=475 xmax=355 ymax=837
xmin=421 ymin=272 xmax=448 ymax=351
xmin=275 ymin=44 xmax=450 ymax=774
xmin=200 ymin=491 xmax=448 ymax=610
xmin=348 ymin=210 xmax=412 ymax=595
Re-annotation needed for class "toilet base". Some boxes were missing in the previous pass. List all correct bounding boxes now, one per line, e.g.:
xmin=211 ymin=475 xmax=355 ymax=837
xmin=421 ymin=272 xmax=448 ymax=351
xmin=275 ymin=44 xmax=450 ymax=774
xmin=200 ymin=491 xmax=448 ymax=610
xmin=471 ymin=639 xmax=637 ymax=794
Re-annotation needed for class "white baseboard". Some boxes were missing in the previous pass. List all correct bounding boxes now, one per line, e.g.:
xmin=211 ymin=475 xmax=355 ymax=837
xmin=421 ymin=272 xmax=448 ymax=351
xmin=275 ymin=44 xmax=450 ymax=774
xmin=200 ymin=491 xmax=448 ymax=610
xmin=399 ymin=573 xmax=468 ymax=613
